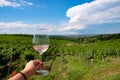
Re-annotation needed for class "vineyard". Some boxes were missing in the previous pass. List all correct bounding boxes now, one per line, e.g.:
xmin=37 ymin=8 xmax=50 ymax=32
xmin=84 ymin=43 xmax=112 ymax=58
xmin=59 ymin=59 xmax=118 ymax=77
xmin=0 ymin=33 xmax=120 ymax=80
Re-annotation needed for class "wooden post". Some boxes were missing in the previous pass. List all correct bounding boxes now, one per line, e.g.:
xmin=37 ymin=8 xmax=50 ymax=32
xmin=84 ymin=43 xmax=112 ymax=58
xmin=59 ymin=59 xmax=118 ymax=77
xmin=116 ymin=49 xmax=119 ymax=59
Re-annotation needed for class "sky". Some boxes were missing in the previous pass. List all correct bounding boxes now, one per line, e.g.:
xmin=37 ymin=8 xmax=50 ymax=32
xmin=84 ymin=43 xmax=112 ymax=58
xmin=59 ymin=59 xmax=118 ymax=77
xmin=0 ymin=0 xmax=120 ymax=35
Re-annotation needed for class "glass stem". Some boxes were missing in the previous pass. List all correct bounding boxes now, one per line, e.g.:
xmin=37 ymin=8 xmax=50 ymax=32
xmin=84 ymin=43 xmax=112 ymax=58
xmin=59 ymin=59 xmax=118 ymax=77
xmin=39 ymin=53 xmax=43 ymax=61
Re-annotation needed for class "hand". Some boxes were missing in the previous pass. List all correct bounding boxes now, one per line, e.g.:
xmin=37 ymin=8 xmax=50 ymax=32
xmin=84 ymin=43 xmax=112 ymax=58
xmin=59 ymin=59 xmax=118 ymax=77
xmin=21 ymin=60 xmax=44 ymax=78
xmin=8 ymin=60 xmax=44 ymax=80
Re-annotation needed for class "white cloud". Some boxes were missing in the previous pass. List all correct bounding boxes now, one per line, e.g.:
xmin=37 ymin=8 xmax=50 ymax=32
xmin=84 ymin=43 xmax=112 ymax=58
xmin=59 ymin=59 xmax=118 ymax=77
xmin=0 ymin=0 xmax=33 ymax=8
xmin=19 ymin=0 xmax=33 ymax=6
xmin=0 ymin=21 xmax=80 ymax=35
xmin=0 ymin=22 xmax=54 ymax=34
xmin=58 ymin=22 xmax=85 ymax=32
xmin=66 ymin=0 xmax=120 ymax=31
xmin=0 ymin=0 xmax=20 ymax=7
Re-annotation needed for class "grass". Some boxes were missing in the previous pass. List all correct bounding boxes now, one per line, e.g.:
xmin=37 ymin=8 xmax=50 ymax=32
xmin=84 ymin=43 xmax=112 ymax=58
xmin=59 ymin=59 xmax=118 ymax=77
xmin=83 ymin=57 xmax=120 ymax=80
xmin=29 ymin=55 xmax=120 ymax=80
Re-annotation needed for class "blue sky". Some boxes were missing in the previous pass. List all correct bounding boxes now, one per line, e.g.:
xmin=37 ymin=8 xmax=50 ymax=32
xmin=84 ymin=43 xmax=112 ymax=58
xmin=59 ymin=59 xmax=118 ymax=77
xmin=0 ymin=0 xmax=120 ymax=35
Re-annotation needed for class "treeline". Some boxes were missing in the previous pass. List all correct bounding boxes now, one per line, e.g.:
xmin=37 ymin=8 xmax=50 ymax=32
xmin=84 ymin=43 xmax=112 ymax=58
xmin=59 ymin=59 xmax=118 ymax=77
xmin=70 ymin=33 xmax=120 ymax=43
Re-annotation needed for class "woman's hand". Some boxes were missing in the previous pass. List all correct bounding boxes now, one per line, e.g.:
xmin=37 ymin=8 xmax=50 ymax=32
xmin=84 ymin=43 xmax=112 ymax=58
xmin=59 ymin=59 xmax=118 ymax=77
xmin=21 ymin=60 xmax=44 ymax=78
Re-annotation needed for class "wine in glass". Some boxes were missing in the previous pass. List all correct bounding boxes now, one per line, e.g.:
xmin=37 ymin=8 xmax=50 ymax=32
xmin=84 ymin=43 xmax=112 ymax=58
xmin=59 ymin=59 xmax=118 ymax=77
xmin=33 ymin=34 xmax=49 ymax=76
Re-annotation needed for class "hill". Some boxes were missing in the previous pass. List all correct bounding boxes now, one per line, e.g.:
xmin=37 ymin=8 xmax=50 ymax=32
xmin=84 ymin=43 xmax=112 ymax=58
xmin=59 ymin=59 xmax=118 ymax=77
xmin=0 ymin=33 xmax=120 ymax=80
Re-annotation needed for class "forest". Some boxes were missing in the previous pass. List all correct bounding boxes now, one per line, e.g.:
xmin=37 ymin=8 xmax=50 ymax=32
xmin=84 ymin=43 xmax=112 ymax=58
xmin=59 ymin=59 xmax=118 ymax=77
xmin=0 ymin=33 xmax=120 ymax=80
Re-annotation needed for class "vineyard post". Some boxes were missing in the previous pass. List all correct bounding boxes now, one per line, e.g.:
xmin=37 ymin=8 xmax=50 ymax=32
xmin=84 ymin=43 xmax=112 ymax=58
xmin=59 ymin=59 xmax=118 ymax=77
xmin=79 ymin=52 xmax=82 ymax=66
xmin=7 ymin=48 xmax=13 ymax=79
xmin=116 ymin=49 xmax=119 ymax=59
xmin=101 ymin=55 xmax=105 ymax=62
xmin=90 ymin=50 xmax=94 ymax=64
xmin=101 ymin=49 xmax=105 ymax=62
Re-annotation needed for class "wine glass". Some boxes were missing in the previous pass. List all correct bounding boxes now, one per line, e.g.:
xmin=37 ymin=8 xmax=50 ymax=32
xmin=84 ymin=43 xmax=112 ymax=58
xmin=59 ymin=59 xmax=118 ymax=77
xmin=33 ymin=33 xmax=49 ymax=76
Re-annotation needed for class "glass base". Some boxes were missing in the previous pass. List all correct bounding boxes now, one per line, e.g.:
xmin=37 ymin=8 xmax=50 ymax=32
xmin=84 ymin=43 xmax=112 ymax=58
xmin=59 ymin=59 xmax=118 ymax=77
xmin=37 ymin=70 xmax=49 ymax=76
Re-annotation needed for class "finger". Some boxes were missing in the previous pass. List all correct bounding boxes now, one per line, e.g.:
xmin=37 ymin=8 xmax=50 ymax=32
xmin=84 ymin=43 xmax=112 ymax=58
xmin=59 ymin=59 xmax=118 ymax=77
xmin=39 ymin=63 xmax=44 ymax=70
xmin=34 ymin=60 xmax=43 ymax=65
